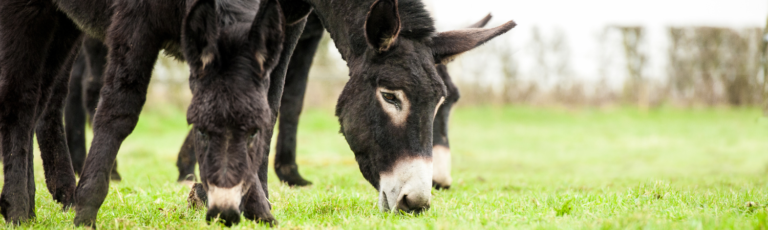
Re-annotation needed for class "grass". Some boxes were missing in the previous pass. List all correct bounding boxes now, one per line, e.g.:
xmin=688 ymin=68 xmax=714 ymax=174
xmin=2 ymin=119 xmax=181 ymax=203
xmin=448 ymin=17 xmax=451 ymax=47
xmin=5 ymin=105 xmax=768 ymax=229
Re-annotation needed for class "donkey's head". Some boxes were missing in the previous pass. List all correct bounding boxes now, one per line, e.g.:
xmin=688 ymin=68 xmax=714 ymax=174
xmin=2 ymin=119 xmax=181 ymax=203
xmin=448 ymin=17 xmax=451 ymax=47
xmin=182 ymin=0 xmax=284 ymax=225
xmin=333 ymin=0 xmax=515 ymax=213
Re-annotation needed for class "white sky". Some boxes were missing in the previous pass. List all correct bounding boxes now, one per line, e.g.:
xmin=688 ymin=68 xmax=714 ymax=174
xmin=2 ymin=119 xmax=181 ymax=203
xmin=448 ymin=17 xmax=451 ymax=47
xmin=422 ymin=0 xmax=768 ymax=88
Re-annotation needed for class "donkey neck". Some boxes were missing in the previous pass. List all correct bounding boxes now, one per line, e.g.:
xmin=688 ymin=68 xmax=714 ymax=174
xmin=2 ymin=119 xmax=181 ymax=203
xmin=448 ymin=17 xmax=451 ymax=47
xmin=304 ymin=0 xmax=435 ymax=64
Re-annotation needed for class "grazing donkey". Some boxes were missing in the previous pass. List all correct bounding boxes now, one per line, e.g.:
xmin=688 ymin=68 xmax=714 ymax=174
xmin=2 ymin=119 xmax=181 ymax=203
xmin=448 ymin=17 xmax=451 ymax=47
xmin=283 ymin=0 xmax=514 ymax=214
xmin=269 ymin=13 xmax=497 ymax=190
xmin=188 ymin=0 xmax=516 ymax=218
xmin=0 ymin=0 xmax=304 ymax=226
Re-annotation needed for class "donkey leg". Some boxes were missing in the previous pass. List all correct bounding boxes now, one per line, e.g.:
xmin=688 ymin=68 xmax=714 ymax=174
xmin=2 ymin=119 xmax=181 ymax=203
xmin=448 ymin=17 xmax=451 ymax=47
xmin=432 ymin=64 xmax=459 ymax=190
xmin=25 ymin=137 xmax=35 ymax=219
xmin=73 ymin=28 xmax=161 ymax=227
xmin=36 ymin=34 xmax=82 ymax=209
xmin=274 ymin=13 xmax=323 ymax=187
xmin=241 ymin=175 xmax=276 ymax=226
xmin=0 ymin=1 xmax=73 ymax=223
xmin=66 ymin=49 xmax=88 ymax=175
xmin=82 ymin=37 xmax=107 ymax=124
xmin=186 ymin=183 xmax=207 ymax=209
xmin=176 ymin=129 xmax=197 ymax=182
xmin=81 ymin=37 xmax=123 ymax=182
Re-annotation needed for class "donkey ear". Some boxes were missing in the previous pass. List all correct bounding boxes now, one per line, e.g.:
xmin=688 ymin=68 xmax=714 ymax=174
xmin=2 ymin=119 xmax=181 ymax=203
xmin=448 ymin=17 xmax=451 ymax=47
xmin=182 ymin=0 xmax=218 ymax=66
xmin=468 ymin=13 xmax=493 ymax=29
xmin=249 ymin=0 xmax=285 ymax=73
xmin=364 ymin=0 xmax=401 ymax=52
xmin=431 ymin=20 xmax=516 ymax=64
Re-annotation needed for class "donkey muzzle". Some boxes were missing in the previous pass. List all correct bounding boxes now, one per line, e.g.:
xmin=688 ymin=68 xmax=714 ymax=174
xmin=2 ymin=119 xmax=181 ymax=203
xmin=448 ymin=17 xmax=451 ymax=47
xmin=206 ymin=182 xmax=246 ymax=226
xmin=378 ymin=157 xmax=432 ymax=214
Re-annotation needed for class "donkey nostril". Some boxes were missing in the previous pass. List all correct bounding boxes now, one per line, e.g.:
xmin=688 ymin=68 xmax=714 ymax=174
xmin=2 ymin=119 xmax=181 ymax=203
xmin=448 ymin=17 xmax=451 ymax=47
xmin=396 ymin=195 xmax=411 ymax=212
xmin=396 ymin=194 xmax=430 ymax=214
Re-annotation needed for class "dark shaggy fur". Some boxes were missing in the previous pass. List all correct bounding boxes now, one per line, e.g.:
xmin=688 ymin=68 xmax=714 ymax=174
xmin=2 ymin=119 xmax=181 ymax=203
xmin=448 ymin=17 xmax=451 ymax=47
xmin=0 ymin=3 xmax=83 ymax=223
xmin=0 ymin=0 xmax=306 ymax=226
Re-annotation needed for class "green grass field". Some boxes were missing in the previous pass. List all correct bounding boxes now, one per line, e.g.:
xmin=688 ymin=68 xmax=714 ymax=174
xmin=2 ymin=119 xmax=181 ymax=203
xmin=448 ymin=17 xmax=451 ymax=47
xmin=6 ymin=106 xmax=768 ymax=229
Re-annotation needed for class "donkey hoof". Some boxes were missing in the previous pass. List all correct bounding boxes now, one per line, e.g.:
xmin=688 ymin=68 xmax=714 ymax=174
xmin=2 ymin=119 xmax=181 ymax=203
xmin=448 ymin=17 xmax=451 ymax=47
xmin=275 ymin=164 xmax=312 ymax=187
xmin=74 ymin=205 xmax=99 ymax=228
xmin=258 ymin=217 xmax=278 ymax=227
xmin=432 ymin=180 xmax=451 ymax=190
xmin=177 ymin=174 xmax=197 ymax=183
xmin=57 ymin=196 xmax=75 ymax=212
xmin=73 ymin=215 xmax=96 ymax=229
xmin=52 ymin=184 xmax=76 ymax=209
xmin=109 ymin=171 xmax=122 ymax=182
xmin=244 ymin=213 xmax=278 ymax=227
xmin=0 ymin=196 xmax=33 ymax=225
xmin=187 ymin=183 xmax=207 ymax=210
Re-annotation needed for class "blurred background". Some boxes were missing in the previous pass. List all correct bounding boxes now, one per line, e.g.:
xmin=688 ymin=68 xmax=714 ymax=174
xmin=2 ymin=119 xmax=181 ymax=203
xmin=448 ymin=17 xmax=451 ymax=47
xmin=145 ymin=0 xmax=768 ymax=113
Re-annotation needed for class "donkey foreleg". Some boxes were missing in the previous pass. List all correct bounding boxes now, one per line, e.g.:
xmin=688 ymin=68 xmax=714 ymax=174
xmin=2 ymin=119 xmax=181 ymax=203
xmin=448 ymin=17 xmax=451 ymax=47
xmin=82 ymin=37 xmax=107 ymax=124
xmin=241 ymin=175 xmax=276 ymax=226
xmin=65 ymin=50 xmax=88 ymax=176
xmin=81 ymin=37 xmax=123 ymax=181
xmin=176 ymin=129 xmax=197 ymax=183
xmin=36 ymin=33 xmax=83 ymax=210
xmin=0 ymin=2 xmax=83 ymax=222
xmin=274 ymin=13 xmax=323 ymax=187
xmin=73 ymin=27 xmax=162 ymax=227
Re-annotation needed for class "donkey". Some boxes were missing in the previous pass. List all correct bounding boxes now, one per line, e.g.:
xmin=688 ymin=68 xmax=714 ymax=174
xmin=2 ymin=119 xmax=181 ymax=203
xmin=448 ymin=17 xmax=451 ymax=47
xmin=176 ymin=11 xmax=328 ymax=185
xmin=0 ymin=0 xmax=304 ymax=226
xmin=282 ymin=0 xmax=514 ymax=214
xmin=269 ymin=13 xmax=497 ymax=190
xmin=187 ymin=0 xmax=515 ymax=218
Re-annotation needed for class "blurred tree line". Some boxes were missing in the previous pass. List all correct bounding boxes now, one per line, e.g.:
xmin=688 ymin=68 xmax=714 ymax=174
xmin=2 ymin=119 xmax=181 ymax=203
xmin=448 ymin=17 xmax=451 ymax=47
xmin=450 ymin=24 xmax=766 ymax=111
xmin=144 ymin=23 xmax=768 ymax=114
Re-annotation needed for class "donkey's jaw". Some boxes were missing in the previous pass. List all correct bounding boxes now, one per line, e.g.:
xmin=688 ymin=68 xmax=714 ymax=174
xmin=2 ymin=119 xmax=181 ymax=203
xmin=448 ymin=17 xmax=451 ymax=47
xmin=378 ymin=157 xmax=432 ymax=213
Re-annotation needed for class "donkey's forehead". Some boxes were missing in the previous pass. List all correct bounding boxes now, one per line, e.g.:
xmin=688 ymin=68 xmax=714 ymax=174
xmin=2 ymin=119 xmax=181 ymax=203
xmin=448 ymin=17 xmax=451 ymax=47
xmin=218 ymin=24 xmax=252 ymax=48
xmin=187 ymin=82 xmax=270 ymax=131
xmin=368 ymin=56 xmax=446 ymax=97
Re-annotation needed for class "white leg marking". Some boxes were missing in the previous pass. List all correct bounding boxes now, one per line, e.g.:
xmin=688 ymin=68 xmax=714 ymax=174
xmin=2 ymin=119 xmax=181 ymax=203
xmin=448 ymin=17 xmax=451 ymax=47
xmin=379 ymin=157 xmax=433 ymax=212
xmin=432 ymin=145 xmax=452 ymax=187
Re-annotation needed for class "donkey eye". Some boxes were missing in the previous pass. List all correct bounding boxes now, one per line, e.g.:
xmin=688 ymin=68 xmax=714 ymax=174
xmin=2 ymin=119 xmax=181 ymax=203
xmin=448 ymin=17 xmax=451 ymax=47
xmin=249 ymin=130 xmax=259 ymax=139
xmin=196 ymin=129 xmax=208 ymax=138
xmin=382 ymin=92 xmax=396 ymax=102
